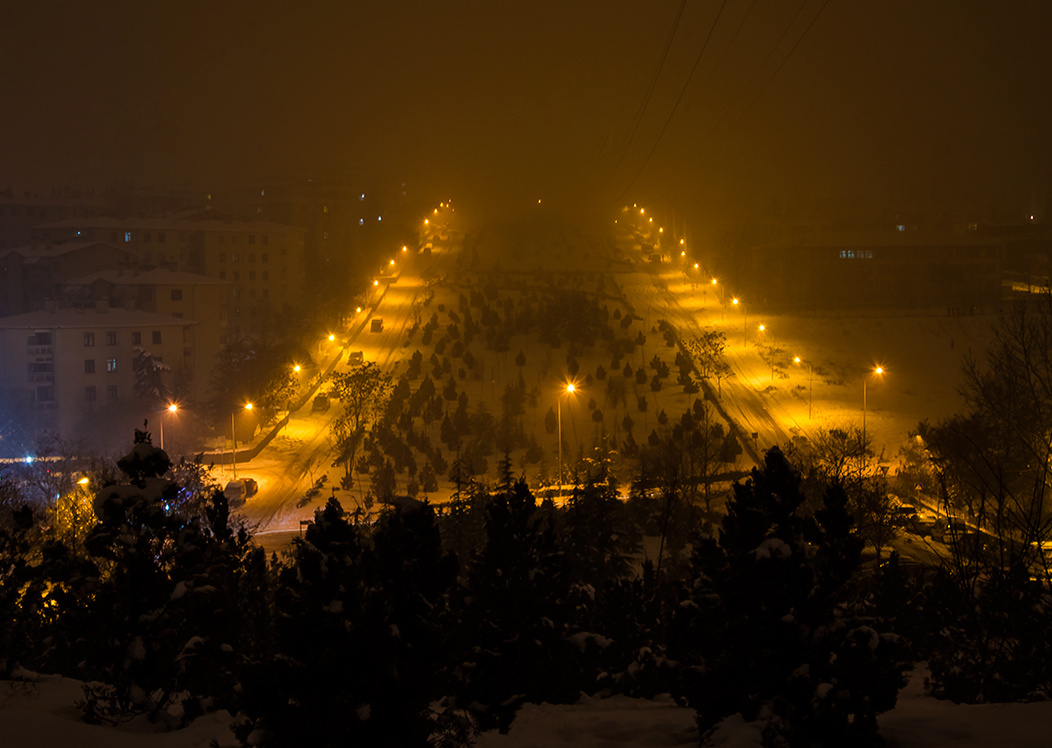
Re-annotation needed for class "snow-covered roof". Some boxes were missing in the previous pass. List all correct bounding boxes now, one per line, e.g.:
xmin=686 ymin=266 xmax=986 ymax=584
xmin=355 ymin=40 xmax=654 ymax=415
xmin=35 ymin=216 xmax=305 ymax=234
xmin=63 ymin=267 xmax=229 ymax=287
xmin=0 ymin=307 xmax=196 ymax=330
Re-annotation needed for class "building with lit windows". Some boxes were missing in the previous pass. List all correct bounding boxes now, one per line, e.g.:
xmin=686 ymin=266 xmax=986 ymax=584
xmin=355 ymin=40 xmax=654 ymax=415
xmin=0 ymin=307 xmax=195 ymax=450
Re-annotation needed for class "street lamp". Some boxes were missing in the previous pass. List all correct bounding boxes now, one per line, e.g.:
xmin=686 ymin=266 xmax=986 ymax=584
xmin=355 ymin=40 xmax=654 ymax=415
xmin=159 ymin=403 xmax=178 ymax=450
xmin=558 ymin=382 xmax=578 ymax=492
xmin=732 ymin=297 xmax=747 ymax=346
xmin=862 ymin=367 xmax=884 ymax=443
xmin=231 ymin=403 xmax=253 ymax=480
xmin=794 ymin=357 xmax=813 ymax=419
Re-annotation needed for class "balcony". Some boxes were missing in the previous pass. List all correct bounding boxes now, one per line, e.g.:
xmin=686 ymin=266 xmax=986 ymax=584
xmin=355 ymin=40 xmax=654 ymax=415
xmin=27 ymin=345 xmax=53 ymax=357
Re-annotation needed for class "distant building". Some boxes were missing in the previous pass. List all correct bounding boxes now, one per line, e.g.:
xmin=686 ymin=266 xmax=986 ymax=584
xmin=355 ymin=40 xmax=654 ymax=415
xmin=58 ymin=268 xmax=231 ymax=405
xmin=0 ymin=307 xmax=196 ymax=449
xmin=33 ymin=217 xmax=306 ymax=338
xmin=738 ymin=230 xmax=1007 ymax=314
xmin=0 ymin=241 xmax=139 ymax=316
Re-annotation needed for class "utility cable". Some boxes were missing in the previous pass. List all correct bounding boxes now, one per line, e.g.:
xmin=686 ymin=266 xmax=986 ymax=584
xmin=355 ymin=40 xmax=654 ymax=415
xmin=614 ymin=0 xmax=729 ymax=206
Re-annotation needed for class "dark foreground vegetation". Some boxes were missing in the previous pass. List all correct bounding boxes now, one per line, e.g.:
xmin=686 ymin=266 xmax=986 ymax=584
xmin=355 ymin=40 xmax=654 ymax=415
xmin=6 ymin=297 xmax=1052 ymax=747
xmin=0 ymin=434 xmax=1040 ymax=748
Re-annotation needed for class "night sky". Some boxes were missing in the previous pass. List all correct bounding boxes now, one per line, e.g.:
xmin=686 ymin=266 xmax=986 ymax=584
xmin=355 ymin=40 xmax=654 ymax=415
xmin=4 ymin=0 xmax=1051 ymax=221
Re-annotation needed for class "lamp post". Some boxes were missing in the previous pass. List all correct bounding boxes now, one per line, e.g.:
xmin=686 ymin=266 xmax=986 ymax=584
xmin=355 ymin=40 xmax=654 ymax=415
xmin=794 ymin=357 xmax=813 ymax=419
xmin=558 ymin=383 xmax=577 ymax=492
xmin=732 ymin=297 xmax=746 ymax=347
xmin=159 ymin=402 xmax=178 ymax=450
xmin=231 ymin=403 xmax=253 ymax=480
xmin=862 ymin=367 xmax=884 ymax=443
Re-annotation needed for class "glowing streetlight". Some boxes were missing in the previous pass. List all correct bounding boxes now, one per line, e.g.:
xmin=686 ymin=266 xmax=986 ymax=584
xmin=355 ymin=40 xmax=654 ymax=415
xmin=558 ymin=382 xmax=578 ymax=492
xmin=328 ymin=333 xmax=336 ymax=342
xmin=732 ymin=297 xmax=747 ymax=346
xmin=159 ymin=402 xmax=178 ymax=450
xmin=373 ymin=279 xmax=379 ymax=286
xmin=293 ymin=364 xmax=301 ymax=374
xmin=402 ymin=245 xmax=408 ymax=252
xmin=389 ymin=258 xmax=395 ymax=266
xmin=794 ymin=357 xmax=813 ymax=419
xmin=862 ymin=366 xmax=885 ymax=443
xmin=231 ymin=403 xmax=253 ymax=480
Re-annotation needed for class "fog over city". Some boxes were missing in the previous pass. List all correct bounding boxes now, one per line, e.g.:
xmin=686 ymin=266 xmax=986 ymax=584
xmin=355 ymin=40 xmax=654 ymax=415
xmin=3 ymin=3 xmax=1052 ymax=748
xmin=4 ymin=1 xmax=1050 ymax=219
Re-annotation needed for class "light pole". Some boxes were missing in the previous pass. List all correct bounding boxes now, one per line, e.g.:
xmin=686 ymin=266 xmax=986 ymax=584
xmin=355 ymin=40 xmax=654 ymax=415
xmin=159 ymin=403 xmax=178 ymax=450
xmin=732 ymin=297 xmax=746 ymax=347
xmin=231 ymin=402 xmax=253 ymax=480
xmin=558 ymin=383 xmax=577 ymax=492
xmin=862 ymin=367 xmax=884 ymax=443
xmin=794 ymin=357 xmax=813 ymax=419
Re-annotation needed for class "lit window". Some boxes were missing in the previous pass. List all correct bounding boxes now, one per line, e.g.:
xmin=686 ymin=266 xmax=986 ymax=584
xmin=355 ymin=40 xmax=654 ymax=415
xmin=106 ymin=359 xmax=117 ymax=372
xmin=124 ymin=232 xmax=132 ymax=242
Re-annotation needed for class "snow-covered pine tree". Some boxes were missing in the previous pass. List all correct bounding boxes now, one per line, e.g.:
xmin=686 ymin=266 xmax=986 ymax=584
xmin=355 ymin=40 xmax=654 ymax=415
xmin=673 ymin=447 xmax=904 ymax=747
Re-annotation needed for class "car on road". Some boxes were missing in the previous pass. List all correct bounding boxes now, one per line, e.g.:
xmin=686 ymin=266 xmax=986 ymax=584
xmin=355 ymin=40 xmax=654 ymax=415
xmin=312 ymin=392 xmax=331 ymax=412
xmin=224 ymin=478 xmax=258 ymax=505
xmin=370 ymin=318 xmax=384 ymax=333
xmin=348 ymin=350 xmax=364 ymax=364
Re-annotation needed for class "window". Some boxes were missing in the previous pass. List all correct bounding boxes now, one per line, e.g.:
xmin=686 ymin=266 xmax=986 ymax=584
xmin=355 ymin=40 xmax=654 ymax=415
xmin=106 ymin=359 xmax=117 ymax=372
xmin=110 ymin=231 xmax=119 ymax=243
xmin=36 ymin=386 xmax=54 ymax=402
xmin=263 ymin=288 xmax=270 ymax=299
xmin=28 ymin=331 xmax=52 ymax=346
xmin=106 ymin=331 xmax=117 ymax=346
xmin=233 ymin=271 xmax=240 ymax=281
xmin=231 ymin=235 xmax=238 ymax=245
xmin=249 ymin=253 xmax=255 ymax=262
xmin=249 ymin=271 xmax=256 ymax=280
xmin=219 ymin=234 xmax=226 ymax=244
xmin=124 ymin=232 xmax=132 ymax=242
xmin=261 ymin=235 xmax=268 ymax=245
xmin=262 ymin=271 xmax=269 ymax=281
xmin=248 ymin=235 xmax=256 ymax=245
xmin=262 ymin=253 xmax=268 ymax=262
xmin=132 ymin=331 xmax=142 ymax=345
xmin=84 ymin=360 xmax=95 ymax=374
xmin=231 ymin=252 xmax=240 ymax=262
xmin=171 ymin=289 xmax=183 ymax=301
xmin=173 ymin=312 xmax=183 ymax=319
xmin=83 ymin=332 xmax=95 ymax=347
xmin=85 ymin=386 xmax=97 ymax=402
xmin=152 ymin=331 xmax=162 ymax=344
xmin=107 ymin=385 xmax=118 ymax=401
xmin=250 ymin=289 xmax=256 ymax=299
xmin=219 ymin=253 xmax=226 ymax=263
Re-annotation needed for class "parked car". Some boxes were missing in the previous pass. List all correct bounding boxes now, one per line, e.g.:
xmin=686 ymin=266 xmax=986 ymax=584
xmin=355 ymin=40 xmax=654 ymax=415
xmin=224 ymin=478 xmax=258 ymax=504
xmin=370 ymin=318 xmax=384 ymax=333
xmin=348 ymin=350 xmax=364 ymax=364
xmin=312 ymin=393 xmax=331 ymax=412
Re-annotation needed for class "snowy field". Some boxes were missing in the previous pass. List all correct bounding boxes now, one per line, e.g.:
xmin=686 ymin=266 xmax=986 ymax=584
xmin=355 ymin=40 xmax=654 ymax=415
xmin=4 ymin=667 xmax=1052 ymax=747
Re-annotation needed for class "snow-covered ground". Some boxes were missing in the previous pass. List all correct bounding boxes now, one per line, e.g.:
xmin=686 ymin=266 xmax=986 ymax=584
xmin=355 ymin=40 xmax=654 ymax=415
xmin=4 ymin=667 xmax=1052 ymax=747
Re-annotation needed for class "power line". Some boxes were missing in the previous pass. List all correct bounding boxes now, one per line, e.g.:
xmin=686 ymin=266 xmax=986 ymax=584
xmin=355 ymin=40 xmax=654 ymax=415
xmin=717 ymin=0 xmax=832 ymax=144
xmin=645 ymin=0 xmax=832 ymax=208
xmin=609 ymin=0 xmax=688 ymax=175
xmin=614 ymin=0 xmax=729 ymax=206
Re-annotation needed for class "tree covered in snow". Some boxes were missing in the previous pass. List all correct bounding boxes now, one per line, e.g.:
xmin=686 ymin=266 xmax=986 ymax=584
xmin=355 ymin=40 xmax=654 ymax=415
xmin=673 ymin=447 xmax=905 ymax=747
xmin=235 ymin=496 xmax=457 ymax=747
xmin=452 ymin=477 xmax=579 ymax=734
